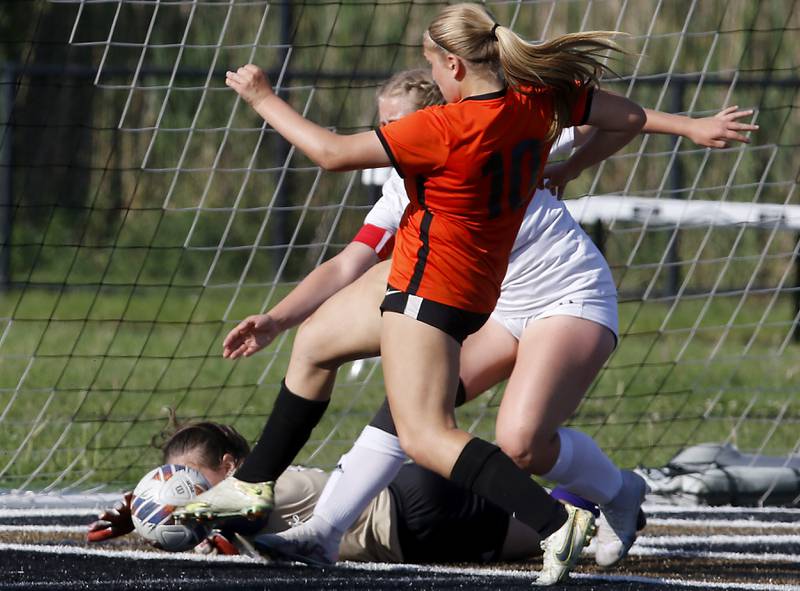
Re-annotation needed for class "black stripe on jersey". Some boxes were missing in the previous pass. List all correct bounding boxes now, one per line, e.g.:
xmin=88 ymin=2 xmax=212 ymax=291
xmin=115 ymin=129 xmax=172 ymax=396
xmin=415 ymin=174 xmax=427 ymax=208
xmin=462 ymin=87 xmax=507 ymax=102
xmin=408 ymin=175 xmax=430 ymax=294
xmin=374 ymin=128 xmax=405 ymax=178
xmin=577 ymin=86 xmax=595 ymax=126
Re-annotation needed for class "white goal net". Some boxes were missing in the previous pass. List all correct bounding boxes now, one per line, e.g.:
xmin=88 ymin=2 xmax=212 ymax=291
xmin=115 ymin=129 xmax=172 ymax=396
xmin=0 ymin=0 xmax=797 ymax=498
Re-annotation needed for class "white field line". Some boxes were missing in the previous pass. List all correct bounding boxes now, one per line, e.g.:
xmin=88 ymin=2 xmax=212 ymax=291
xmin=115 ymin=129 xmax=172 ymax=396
xmin=0 ymin=525 xmax=86 ymax=533
xmin=0 ymin=542 xmax=257 ymax=564
xmin=0 ymin=543 xmax=538 ymax=581
xmin=17 ymin=527 xmax=796 ymax=549
xmin=648 ymin=517 xmax=800 ymax=530
xmin=0 ymin=493 xmax=120 ymax=510
xmin=0 ymin=508 xmax=100 ymax=518
xmin=3 ymin=513 xmax=795 ymax=531
xmin=0 ymin=580 xmax=347 ymax=590
xmin=637 ymin=533 xmax=800 ymax=546
xmin=0 ymin=581 xmax=221 ymax=589
xmin=1 ymin=541 xmax=799 ymax=590
xmin=572 ymin=572 xmax=800 ymax=591
xmin=628 ymin=545 xmax=800 ymax=563
xmin=643 ymin=503 xmax=800 ymax=515
xmin=346 ymin=560 xmax=800 ymax=590
xmin=1 ymin=579 xmax=798 ymax=591
xmin=3 ymin=502 xmax=796 ymax=519
xmin=0 ymin=519 xmax=800 ymax=546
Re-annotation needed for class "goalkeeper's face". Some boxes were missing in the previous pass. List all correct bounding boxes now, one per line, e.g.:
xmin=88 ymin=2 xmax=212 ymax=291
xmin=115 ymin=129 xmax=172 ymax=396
xmin=167 ymin=449 xmax=238 ymax=487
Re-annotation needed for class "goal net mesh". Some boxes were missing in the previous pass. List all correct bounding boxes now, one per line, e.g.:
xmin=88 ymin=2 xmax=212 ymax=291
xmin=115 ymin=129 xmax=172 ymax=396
xmin=0 ymin=0 xmax=797 ymax=495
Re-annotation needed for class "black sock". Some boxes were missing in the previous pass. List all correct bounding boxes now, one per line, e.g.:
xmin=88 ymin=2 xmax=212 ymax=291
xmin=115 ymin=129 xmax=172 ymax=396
xmin=369 ymin=379 xmax=468 ymax=436
xmin=368 ymin=398 xmax=398 ymax=436
xmin=450 ymin=438 xmax=567 ymax=537
xmin=235 ymin=380 xmax=329 ymax=483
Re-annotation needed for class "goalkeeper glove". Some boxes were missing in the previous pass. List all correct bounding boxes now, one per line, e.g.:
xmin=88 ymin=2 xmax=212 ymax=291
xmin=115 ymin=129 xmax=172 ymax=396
xmin=87 ymin=492 xmax=134 ymax=542
xmin=194 ymin=530 xmax=240 ymax=556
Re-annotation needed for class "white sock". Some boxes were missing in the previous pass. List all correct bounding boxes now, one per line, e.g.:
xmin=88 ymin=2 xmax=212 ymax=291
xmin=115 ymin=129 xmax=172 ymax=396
xmin=542 ymin=427 xmax=623 ymax=505
xmin=313 ymin=426 xmax=407 ymax=534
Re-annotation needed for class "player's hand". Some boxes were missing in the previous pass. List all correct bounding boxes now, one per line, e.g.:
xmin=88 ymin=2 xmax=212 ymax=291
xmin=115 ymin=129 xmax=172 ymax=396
xmin=540 ymin=160 xmax=581 ymax=199
xmin=194 ymin=530 xmax=240 ymax=556
xmin=687 ymin=106 xmax=758 ymax=148
xmin=223 ymin=314 xmax=282 ymax=359
xmin=87 ymin=492 xmax=134 ymax=542
xmin=225 ymin=64 xmax=274 ymax=108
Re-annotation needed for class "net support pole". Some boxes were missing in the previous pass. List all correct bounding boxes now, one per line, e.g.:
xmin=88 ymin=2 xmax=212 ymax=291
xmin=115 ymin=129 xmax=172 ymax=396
xmin=795 ymin=232 xmax=800 ymax=343
xmin=271 ymin=2 xmax=294 ymax=274
xmin=0 ymin=63 xmax=14 ymax=290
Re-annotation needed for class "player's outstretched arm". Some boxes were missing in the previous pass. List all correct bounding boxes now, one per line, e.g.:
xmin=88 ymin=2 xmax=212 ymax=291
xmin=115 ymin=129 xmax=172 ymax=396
xmin=87 ymin=492 xmax=134 ymax=542
xmin=642 ymin=105 xmax=758 ymax=148
xmin=222 ymin=242 xmax=379 ymax=359
xmin=225 ymin=64 xmax=389 ymax=171
xmin=572 ymin=105 xmax=758 ymax=149
xmin=542 ymin=89 xmax=645 ymax=194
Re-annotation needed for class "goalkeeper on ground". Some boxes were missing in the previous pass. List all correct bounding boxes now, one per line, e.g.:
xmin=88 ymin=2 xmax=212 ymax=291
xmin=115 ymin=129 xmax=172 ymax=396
xmin=88 ymin=419 xmax=608 ymax=563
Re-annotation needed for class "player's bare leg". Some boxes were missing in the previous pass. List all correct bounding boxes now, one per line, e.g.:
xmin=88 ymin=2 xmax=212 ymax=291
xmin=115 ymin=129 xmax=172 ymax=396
xmin=495 ymin=314 xmax=644 ymax=568
xmin=458 ymin=317 xmax=518 ymax=401
xmin=257 ymin=313 xmax=598 ymax=573
xmin=283 ymin=260 xmax=389 ymax=399
xmin=175 ymin=263 xmax=389 ymax=524
xmin=379 ymin=312 xmax=468 ymax=476
xmin=381 ymin=312 xmax=588 ymax=585
xmin=495 ymin=315 xmax=614 ymax=475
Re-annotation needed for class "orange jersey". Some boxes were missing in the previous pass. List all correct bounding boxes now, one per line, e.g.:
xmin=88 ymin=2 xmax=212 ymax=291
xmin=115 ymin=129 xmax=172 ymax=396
xmin=376 ymin=86 xmax=592 ymax=313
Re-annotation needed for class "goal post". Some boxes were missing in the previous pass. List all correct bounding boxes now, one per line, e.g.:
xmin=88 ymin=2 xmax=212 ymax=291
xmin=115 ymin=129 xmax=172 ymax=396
xmin=0 ymin=0 xmax=797 ymax=496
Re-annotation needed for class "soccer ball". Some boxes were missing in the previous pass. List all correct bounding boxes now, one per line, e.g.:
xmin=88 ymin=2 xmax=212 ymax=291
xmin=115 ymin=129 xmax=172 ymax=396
xmin=131 ymin=464 xmax=210 ymax=552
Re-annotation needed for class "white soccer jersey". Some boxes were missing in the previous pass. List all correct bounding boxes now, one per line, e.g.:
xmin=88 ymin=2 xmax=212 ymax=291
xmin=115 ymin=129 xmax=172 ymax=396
xmin=355 ymin=127 xmax=616 ymax=329
xmin=494 ymin=189 xmax=616 ymax=315
xmin=363 ymin=170 xmax=407 ymax=235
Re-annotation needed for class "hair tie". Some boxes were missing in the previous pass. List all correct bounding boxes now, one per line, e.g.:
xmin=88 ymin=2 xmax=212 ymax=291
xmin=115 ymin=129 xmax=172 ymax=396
xmin=491 ymin=23 xmax=500 ymax=39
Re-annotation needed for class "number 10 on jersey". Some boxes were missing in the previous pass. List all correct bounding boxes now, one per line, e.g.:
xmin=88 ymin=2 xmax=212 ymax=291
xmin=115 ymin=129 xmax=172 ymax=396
xmin=483 ymin=138 xmax=542 ymax=219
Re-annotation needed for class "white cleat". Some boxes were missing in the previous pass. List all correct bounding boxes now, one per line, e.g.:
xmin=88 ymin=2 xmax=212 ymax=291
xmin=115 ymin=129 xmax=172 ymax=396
xmin=173 ymin=476 xmax=274 ymax=523
xmin=254 ymin=520 xmax=338 ymax=567
xmin=595 ymin=470 xmax=648 ymax=567
xmin=536 ymin=504 xmax=596 ymax=586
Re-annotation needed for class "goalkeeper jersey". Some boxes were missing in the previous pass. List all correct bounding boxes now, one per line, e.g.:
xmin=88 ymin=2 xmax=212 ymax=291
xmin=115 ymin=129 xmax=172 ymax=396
xmin=265 ymin=464 xmax=525 ymax=563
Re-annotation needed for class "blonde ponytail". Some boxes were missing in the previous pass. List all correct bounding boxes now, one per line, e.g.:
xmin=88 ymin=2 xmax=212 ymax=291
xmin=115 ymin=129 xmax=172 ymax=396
xmin=426 ymin=3 xmax=624 ymax=141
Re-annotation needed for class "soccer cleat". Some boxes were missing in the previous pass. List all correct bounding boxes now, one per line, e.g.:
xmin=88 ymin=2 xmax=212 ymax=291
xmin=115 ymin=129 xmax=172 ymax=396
xmin=173 ymin=476 xmax=274 ymax=523
xmin=253 ymin=520 xmax=338 ymax=567
xmin=595 ymin=470 xmax=648 ymax=567
xmin=536 ymin=504 xmax=596 ymax=586
xmin=593 ymin=508 xmax=647 ymax=565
